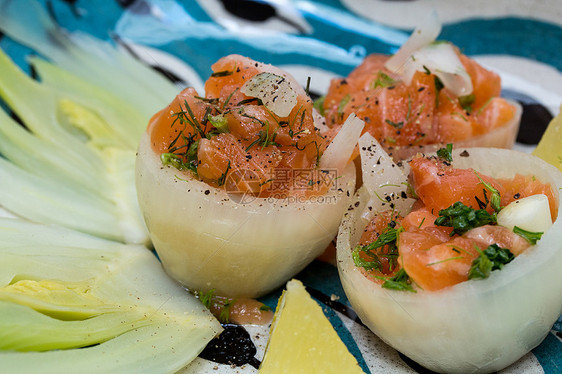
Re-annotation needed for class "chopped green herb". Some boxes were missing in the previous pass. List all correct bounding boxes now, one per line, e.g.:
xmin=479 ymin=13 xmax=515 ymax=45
xmin=259 ymin=305 xmax=272 ymax=312
xmin=352 ymin=246 xmax=382 ymax=271
xmin=385 ymin=119 xmax=404 ymax=129
xmin=259 ymin=178 xmax=274 ymax=187
xmin=406 ymin=95 xmax=412 ymax=122
xmin=312 ymin=140 xmax=322 ymax=167
xmin=182 ymin=100 xmax=207 ymax=138
xmin=473 ymin=171 xmax=502 ymax=212
xmin=468 ymin=244 xmax=514 ymax=280
xmin=337 ymin=94 xmax=350 ymax=119
xmin=222 ymin=88 xmax=239 ymax=109
xmin=513 ymin=226 xmax=543 ymax=244
xmin=353 ymin=224 xmax=403 ymax=272
xmin=219 ymin=300 xmax=234 ymax=323
xmin=435 ymin=201 xmax=497 ymax=236
xmin=208 ymin=114 xmax=229 ymax=133
xmin=476 ymin=97 xmax=494 ymax=115
xmin=378 ymin=268 xmax=416 ymax=292
xmin=372 ymin=71 xmax=396 ymax=89
xmin=458 ymin=94 xmax=475 ymax=113
xmin=436 ymin=143 xmax=453 ymax=163
xmin=305 ymin=76 xmax=311 ymax=97
xmin=313 ymin=96 xmax=326 ymax=117
xmin=245 ymin=121 xmax=280 ymax=151
xmin=198 ymin=289 xmax=216 ymax=309
xmin=402 ymin=182 xmax=418 ymax=199
xmin=426 ymin=256 xmax=464 ymax=267
xmin=434 ymin=76 xmax=444 ymax=107
xmin=422 ymin=65 xmax=431 ymax=75
xmin=451 ymin=111 xmax=468 ymax=122
xmin=161 ymin=153 xmax=185 ymax=170
xmin=217 ymin=161 xmax=231 ymax=187
xmin=236 ymin=97 xmax=261 ymax=106
xmin=194 ymin=96 xmax=219 ymax=105
xmin=211 ymin=70 xmax=233 ymax=77
xmin=161 ymin=151 xmax=197 ymax=175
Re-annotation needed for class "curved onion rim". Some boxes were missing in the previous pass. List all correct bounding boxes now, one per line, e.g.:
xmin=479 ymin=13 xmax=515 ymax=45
xmin=338 ymin=146 xmax=562 ymax=301
xmin=384 ymin=100 xmax=522 ymax=161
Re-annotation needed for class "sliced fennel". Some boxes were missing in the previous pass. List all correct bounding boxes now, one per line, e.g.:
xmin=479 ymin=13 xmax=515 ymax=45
xmin=0 ymin=218 xmax=221 ymax=374
xmin=0 ymin=0 xmax=177 ymax=118
xmin=0 ymin=0 xmax=179 ymax=244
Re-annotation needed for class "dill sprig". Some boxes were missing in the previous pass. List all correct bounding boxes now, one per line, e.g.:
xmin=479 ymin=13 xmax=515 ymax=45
xmin=371 ymin=71 xmax=396 ymax=89
xmin=217 ymin=161 xmax=231 ymax=187
xmin=245 ymin=121 xmax=280 ymax=151
xmin=377 ymin=268 xmax=416 ymax=292
xmin=353 ymin=222 xmax=403 ymax=272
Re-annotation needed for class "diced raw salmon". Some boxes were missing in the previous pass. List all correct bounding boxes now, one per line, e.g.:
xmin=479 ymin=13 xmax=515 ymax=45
xmin=323 ymin=52 xmax=516 ymax=152
xmin=148 ymin=55 xmax=326 ymax=197
xmin=408 ymin=155 xmax=506 ymax=213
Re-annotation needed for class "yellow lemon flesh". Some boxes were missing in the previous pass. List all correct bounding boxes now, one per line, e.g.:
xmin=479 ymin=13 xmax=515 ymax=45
xmin=259 ymin=279 xmax=364 ymax=374
xmin=533 ymin=104 xmax=562 ymax=171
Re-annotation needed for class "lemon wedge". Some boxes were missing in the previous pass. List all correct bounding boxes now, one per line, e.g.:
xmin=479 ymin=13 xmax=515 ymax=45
xmin=533 ymin=104 xmax=562 ymax=172
xmin=259 ymin=279 xmax=364 ymax=373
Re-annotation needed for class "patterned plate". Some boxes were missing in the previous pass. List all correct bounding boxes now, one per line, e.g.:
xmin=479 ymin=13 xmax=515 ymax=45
xmin=1 ymin=1 xmax=561 ymax=373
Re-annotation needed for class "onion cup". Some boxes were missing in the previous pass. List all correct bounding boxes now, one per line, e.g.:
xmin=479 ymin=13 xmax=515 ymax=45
xmin=337 ymin=147 xmax=562 ymax=373
xmin=136 ymin=133 xmax=355 ymax=298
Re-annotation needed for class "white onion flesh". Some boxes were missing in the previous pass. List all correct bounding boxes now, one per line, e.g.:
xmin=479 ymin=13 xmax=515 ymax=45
xmin=497 ymin=194 xmax=553 ymax=233
xmin=403 ymin=42 xmax=473 ymax=96
xmin=319 ymin=113 xmax=364 ymax=172
xmin=337 ymin=144 xmax=562 ymax=373
xmin=357 ymin=133 xmax=415 ymax=219
xmin=240 ymin=72 xmax=298 ymax=118
xmin=385 ymin=11 xmax=472 ymax=96
xmin=385 ymin=11 xmax=441 ymax=75
xmin=136 ymin=133 xmax=355 ymax=298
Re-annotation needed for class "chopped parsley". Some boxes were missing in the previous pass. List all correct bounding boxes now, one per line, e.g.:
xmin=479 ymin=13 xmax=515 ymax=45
xmin=436 ymin=143 xmax=453 ymax=163
xmin=468 ymin=244 xmax=514 ymax=280
xmin=513 ymin=226 xmax=543 ymax=244
xmin=435 ymin=201 xmax=497 ymax=236
xmin=353 ymin=223 xmax=402 ymax=272
xmin=378 ymin=268 xmax=416 ymax=292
